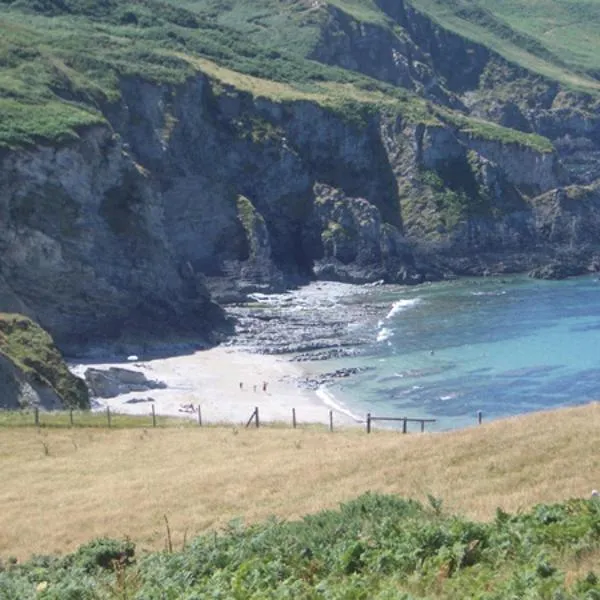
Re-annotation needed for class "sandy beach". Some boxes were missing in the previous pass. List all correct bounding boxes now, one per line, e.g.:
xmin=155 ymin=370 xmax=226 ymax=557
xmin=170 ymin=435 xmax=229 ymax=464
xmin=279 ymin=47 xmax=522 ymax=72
xmin=70 ymin=346 xmax=361 ymax=427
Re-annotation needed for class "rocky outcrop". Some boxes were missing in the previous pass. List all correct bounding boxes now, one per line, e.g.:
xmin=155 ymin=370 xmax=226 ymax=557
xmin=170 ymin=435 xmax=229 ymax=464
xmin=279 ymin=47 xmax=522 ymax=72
xmin=0 ymin=352 xmax=63 ymax=410
xmin=311 ymin=183 xmax=418 ymax=283
xmin=0 ymin=126 xmax=228 ymax=355
xmin=84 ymin=367 xmax=166 ymax=398
xmin=0 ymin=314 xmax=88 ymax=409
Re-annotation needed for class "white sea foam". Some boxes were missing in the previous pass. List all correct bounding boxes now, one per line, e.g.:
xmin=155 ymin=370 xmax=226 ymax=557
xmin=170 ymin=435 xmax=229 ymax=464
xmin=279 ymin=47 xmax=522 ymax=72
xmin=386 ymin=298 xmax=420 ymax=319
xmin=316 ymin=385 xmax=364 ymax=422
xmin=470 ymin=290 xmax=507 ymax=297
xmin=376 ymin=327 xmax=394 ymax=342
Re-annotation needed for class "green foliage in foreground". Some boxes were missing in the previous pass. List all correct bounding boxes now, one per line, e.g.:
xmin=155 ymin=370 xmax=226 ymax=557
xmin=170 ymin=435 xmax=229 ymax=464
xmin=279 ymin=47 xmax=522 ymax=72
xmin=3 ymin=492 xmax=600 ymax=598
xmin=0 ymin=314 xmax=89 ymax=409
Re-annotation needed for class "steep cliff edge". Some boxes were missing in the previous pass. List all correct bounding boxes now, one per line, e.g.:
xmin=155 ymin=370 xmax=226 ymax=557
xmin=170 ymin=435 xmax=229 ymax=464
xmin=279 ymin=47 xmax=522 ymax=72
xmin=3 ymin=0 xmax=600 ymax=352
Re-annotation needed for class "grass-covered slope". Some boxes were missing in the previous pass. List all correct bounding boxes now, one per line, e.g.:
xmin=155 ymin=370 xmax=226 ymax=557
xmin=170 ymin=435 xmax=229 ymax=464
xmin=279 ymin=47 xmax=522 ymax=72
xmin=0 ymin=0 xmax=568 ymax=151
xmin=408 ymin=0 xmax=600 ymax=91
xmin=0 ymin=314 xmax=88 ymax=409
xmin=2 ymin=492 xmax=600 ymax=598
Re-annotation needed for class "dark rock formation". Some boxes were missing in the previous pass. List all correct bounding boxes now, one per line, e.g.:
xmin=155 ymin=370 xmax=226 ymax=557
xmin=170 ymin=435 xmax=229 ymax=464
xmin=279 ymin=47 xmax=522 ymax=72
xmin=84 ymin=367 xmax=166 ymax=398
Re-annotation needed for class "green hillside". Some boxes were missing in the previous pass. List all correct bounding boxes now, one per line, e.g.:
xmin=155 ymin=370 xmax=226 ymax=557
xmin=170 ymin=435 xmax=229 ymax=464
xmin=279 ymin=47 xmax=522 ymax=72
xmin=411 ymin=0 xmax=600 ymax=90
xmin=0 ymin=0 xmax=587 ymax=149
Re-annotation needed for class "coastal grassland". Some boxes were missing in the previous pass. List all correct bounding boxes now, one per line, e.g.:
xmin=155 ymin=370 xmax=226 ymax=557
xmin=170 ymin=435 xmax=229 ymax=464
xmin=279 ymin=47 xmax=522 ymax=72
xmin=409 ymin=0 xmax=600 ymax=92
xmin=0 ymin=409 xmax=195 ymax=429
xmin=1 ymin=402 xmax=600 ymax=561
xmin=0 ymin=0 xmax=557 ymax=150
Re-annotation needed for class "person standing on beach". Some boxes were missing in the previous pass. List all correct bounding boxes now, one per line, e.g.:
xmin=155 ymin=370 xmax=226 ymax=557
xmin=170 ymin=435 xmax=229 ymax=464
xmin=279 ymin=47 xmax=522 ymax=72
xmin=239 ymin=382 xmax=243 ymax=390
xmin=262 ymin=381 xmax=268 ymax=393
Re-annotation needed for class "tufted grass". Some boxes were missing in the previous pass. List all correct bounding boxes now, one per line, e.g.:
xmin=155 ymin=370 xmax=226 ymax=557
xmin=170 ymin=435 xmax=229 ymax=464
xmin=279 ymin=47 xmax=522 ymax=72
xmin=1 ymin=401 xmax=600 ymax=560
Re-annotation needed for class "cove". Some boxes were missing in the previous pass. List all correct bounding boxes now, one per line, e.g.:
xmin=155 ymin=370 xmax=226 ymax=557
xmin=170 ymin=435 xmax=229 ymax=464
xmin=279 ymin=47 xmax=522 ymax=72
xmin=324 ymin=274 xmax=600 ymax=431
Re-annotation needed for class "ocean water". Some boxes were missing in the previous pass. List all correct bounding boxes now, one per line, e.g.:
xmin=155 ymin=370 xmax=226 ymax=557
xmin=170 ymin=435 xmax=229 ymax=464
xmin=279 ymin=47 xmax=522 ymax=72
xmin=319 ymin=275 xmax=600 ymax=431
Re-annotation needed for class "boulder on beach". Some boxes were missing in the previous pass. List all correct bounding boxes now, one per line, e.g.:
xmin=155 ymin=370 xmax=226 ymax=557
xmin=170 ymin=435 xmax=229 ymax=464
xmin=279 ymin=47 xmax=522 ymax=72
xmin=84 ymin=367 xmax=166 ymax=398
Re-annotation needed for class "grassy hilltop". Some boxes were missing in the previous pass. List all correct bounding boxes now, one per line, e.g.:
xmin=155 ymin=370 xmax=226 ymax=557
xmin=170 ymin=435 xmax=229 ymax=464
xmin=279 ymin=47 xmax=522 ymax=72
xmin=1 ymin=403 xmax=600 ymax=597
xmin=1 ymin=0 xmax=596 ymax=150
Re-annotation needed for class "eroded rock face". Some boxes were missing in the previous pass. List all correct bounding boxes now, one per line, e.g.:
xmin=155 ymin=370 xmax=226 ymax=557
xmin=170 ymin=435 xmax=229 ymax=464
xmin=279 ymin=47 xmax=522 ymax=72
xmin=0 ymin=127 xmax=227 ymax=355
xmin=311 ymin=183 xmax=417 ymax=283
xmin=0 ymin=353 xmax=62 ymax=410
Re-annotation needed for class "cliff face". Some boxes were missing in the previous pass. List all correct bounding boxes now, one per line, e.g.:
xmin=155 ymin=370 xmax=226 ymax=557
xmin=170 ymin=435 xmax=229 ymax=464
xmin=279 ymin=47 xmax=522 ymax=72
xmin=2 ymin=0 xmax=600 ymax=352
xmin=0 ymin=126 xmax=226 ymax=354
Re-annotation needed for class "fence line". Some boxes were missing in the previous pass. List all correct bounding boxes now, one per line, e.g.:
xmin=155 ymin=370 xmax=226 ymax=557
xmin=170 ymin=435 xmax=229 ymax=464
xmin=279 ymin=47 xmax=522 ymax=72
xmin=0 ymin=407 xmax=485 ymax=431
xmin=365 ymin=413 xmax=437 ymax=434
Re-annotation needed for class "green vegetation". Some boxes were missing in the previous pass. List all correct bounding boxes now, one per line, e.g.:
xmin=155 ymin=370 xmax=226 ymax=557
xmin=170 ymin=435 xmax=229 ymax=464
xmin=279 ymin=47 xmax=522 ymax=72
xmin=408 ymin=0 xmax=600 ymax=92
xmin=3 ymin=492 xmax=600 ymax=598
xmin=439 ymin=110 xmax=556 ymax=153
xmin=0 ymin=314 xmax=88 ymax=409
xmin=0 ymin=0 xmax=561 ymax=151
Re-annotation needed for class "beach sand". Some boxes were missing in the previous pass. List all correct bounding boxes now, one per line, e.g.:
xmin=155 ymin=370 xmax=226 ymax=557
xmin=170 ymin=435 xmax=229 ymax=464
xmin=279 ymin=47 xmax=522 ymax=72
xmin=70 ymin=347 xmax=360 ymax=427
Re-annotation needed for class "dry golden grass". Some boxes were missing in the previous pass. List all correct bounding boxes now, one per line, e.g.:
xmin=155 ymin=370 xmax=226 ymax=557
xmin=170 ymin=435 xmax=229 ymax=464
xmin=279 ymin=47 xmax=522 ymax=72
xmin=2 ymin=403 xmax=600 ymax=560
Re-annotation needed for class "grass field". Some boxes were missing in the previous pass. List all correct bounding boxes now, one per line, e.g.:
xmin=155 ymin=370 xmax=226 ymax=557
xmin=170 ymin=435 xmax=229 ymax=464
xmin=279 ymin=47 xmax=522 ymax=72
xmin=2 ymin=402 xmax=600 ymax=561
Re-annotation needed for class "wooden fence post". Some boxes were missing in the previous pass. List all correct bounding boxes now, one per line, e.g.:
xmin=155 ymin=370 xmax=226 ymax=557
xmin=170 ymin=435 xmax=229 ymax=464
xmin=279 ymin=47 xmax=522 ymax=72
xmin=34 ymin=407 xmax=39 ymax=427
xmin=255 ymin=406 xmax=260 ymax=429
xmin=69 ymin=409 xmax=74 ymax=427
xmin=420 ymin=420 xmax=425 ymax=433
xmin=245 ymin=408 xmax=256 ymax=428
xmin=477 ymin=410 xmax=483 ymax=425
xmin=197 ymin=405 xmax=202 ymax=427
xmin=292 ymin=408 xmax=296 ymax=429
xmin=152 ymin=404 xmax=156 ymax=428
xmin=107 ymin=407 xmax=111 ymax=428
xmin=366 ymin=413 xmax=371 ymax=434
xmin=402 ymin=417 xmax=407 ymax=434
xmin=329 ymin=410 xmax=333 ymax=432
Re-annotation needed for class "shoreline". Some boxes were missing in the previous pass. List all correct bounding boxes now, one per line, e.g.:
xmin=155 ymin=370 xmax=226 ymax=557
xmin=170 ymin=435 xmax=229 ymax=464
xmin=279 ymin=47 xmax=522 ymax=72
xmin=69 ymin=345 xmax=362 ymax=427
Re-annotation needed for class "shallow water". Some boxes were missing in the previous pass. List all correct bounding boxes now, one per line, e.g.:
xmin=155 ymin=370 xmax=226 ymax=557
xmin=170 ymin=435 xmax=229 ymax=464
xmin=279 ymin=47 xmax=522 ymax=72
xmin=320 ymin=275 xmax=600 ymax=431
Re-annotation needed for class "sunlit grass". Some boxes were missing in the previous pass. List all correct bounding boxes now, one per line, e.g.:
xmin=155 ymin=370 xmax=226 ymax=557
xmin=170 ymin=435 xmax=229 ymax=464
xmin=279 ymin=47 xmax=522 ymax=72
xmin=2 ymin=402 xmax=599 ymax=560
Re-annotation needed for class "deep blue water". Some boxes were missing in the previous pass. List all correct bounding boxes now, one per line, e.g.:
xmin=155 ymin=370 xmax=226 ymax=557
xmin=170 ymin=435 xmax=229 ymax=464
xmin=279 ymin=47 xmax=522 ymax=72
xmin=322 ymin=275 xmax=600 ymax=431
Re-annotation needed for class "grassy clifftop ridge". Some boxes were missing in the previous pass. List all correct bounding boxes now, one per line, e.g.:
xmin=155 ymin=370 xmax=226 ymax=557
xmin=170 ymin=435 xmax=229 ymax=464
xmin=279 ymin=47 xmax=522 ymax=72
xmin=0 ymin=0 xmax=578 ymax=151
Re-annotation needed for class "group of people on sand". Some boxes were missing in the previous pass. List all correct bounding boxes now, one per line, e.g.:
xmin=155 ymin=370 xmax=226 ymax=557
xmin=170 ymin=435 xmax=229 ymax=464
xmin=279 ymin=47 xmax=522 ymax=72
xmin=239 ymin=381 xmax=269 ymax=393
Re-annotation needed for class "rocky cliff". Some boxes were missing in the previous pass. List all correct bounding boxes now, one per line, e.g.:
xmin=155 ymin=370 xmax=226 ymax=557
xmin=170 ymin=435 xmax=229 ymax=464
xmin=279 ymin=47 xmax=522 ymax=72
xmin=0 ymin=314 xmax=88 ymax=409
xmin=2 ymin=0 xmax=600 ymax=353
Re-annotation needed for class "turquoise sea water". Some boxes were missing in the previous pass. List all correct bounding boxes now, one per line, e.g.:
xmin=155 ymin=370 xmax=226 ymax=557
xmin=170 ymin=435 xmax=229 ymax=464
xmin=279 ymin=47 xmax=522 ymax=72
xmin=323 ymin=275 xmax=600 ymax=431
